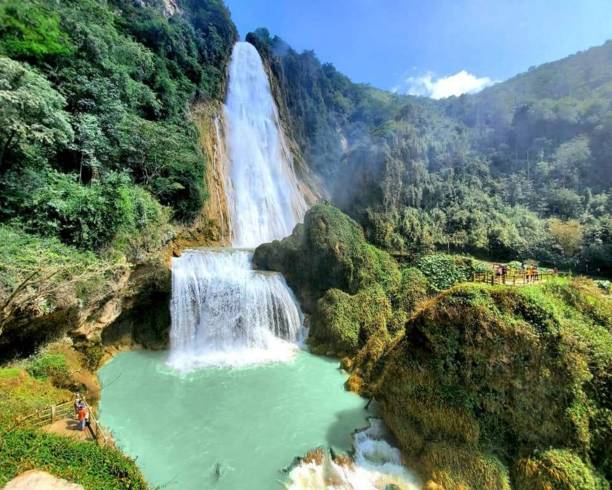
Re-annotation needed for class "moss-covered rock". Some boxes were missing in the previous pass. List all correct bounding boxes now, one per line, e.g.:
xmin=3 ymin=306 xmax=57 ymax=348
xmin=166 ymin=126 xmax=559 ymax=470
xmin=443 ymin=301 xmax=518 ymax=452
xmin=310 ymin=285 xmax=392 ymax=355
xmin=254 ymin=204 xmax=405 ymax=355
xmin=396 ymin=266 xmax=429 ymax=312
xmin=514 ymin=449 xmax=608 ymax=490
xmin=253 ymin=203 xmax=401 ymax=310
xmin=357 ymin=277 xmax=611 ymax=488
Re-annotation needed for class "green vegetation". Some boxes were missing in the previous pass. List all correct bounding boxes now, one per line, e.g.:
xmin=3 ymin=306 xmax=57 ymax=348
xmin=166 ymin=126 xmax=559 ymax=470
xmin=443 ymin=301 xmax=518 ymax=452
xmin=0 ymin=0 xmax=235 ymax=355
xmin=0 ymin=365 xmax=69 ymax=429
xmin=0 ymin=346 xmax=147 ymax=488
xmin=254 ymin=203 xmax=401 ymax=301
xmin=1 ymin=430 xmax=148 ymax=489
xmin=0 ymin=0 xmax=236 ymax=243
xmin=256 ymin=204 xmax=611 ymax=488
xmin=311 ymin=285 xmax=392 ymax=354
xmin=249 ymin=31 xmax=612 ymax=276
xmin=0 ymin=224 xmax=119 ymax=359
xmin=352 ymin=278 xmax=611 ymax=489
xmin=415 ymin=253 xmax=489 ymax=292
xmin=514 ymin=449 xmax=607 ymax=490
xmin=26 ymin=353 xmax=70 ymax=384
xmin=254 ymin=204 xmax=404 ymax=354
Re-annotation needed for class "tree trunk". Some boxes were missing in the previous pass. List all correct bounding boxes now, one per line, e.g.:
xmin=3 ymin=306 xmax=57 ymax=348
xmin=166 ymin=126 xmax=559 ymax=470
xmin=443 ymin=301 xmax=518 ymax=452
xmin=0 ymin=131 xmax=16 ymax=170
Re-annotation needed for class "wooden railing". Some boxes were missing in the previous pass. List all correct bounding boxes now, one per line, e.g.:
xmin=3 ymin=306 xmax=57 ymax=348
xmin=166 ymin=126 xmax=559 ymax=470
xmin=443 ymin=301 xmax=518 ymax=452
xmin=16 ymin=398 xmax=109 ymax=446
xmin=471 ymin=271 xmax=560 ymax=286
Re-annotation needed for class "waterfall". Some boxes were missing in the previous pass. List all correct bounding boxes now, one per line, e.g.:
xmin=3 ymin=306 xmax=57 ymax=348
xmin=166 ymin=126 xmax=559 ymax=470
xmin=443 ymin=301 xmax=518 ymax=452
xmin=224 ymin=42 xmax=307 ymax=247
xmin=168 ymin=42 xmax=307 ymax=370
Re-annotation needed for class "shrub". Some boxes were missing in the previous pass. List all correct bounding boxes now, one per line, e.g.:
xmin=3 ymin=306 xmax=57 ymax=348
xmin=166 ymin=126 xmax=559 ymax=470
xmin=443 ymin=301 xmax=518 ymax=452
xmin=0 ymin=168 xmax=166 ymax=250
xmin=0 ymin=429 xmax=147 ymax=489
xmin=26 ymin=353 xmax=69 ymax=383
xmin=415 ymin=253 xmax=476 ymax=292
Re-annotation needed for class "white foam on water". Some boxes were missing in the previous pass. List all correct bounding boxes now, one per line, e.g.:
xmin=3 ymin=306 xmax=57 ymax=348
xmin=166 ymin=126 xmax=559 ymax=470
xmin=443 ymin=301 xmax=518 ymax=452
xmin=286 ymin=419 xmax=421 ymax=490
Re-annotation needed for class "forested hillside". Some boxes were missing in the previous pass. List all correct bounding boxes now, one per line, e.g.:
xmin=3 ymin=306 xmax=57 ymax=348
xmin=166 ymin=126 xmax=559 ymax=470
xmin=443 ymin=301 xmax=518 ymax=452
xmin=0 ymin=0 xmax=236 ymax=350
xmin=0 ymin=0 xmax=235 ymax=241
xmin=249 ymin=29 xmax=612 ymax=275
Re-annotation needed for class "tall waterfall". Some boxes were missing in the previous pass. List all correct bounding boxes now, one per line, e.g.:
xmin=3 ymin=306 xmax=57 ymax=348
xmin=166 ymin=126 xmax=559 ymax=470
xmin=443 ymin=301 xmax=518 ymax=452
xmin=224 ymin=42 xmax=307 ymax=247
xmin=168 ymin=42 xmax=307 ymax=370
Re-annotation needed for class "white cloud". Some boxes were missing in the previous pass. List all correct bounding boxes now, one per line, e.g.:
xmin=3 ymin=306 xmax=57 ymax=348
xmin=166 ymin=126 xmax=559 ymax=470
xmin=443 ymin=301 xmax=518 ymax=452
xmin=395 ymin=70 xmax=496 ymax=99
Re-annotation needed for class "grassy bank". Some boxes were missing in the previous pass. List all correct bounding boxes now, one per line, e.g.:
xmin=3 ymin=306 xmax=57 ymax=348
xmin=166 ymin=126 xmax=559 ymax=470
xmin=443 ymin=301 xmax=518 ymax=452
xmin=0 ymin=344 xmax=148 ymax=489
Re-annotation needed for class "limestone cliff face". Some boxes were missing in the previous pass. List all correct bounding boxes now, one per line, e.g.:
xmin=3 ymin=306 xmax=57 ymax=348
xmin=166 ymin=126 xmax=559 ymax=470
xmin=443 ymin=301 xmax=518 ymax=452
xmin=171 ymin=102 xmax=232 ymax=251
xmin=135 ymin=0 xmax=180 ymax=17
xmin=0 ymin=258 xmax=171 ymax=362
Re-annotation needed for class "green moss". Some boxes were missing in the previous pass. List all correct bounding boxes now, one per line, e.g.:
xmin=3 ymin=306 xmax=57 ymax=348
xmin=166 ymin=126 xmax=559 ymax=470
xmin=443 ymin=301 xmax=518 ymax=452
xmin=358 ymin=277 xmax=611 ymax=488
xmin=310 ymin=285 xmax=392 ymax=355
xmin=0 ymin=367 xmax=21 ymax=379
xmin=395 ymin=266 xmax=429 ymax=313
xmin=422 ymin=444 xmax=511 ymax=490
xmin=514 ymin=449 xmax=608 ymax=490
xmin=254 ymin=204 xmax=401 ymax=303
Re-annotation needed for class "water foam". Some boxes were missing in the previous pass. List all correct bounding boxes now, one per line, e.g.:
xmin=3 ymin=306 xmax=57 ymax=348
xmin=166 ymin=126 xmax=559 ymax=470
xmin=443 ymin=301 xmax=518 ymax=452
xmin=286 ymin=419 xmax=421 ymax=490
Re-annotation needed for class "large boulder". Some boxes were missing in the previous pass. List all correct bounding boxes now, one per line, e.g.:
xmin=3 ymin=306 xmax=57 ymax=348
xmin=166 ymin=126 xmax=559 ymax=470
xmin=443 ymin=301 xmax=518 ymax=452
xmin=254 ymin=203 xmax=400 ymax=311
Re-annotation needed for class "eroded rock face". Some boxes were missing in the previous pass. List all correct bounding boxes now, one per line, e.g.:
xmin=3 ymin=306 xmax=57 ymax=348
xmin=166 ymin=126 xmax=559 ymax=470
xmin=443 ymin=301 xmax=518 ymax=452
xmin=0 ymin=259 xmax=171 ymax=361
xmin=3 ymin=470 xmax=83 ymax=490
xmin=133 ymin=0 xmax=180 ymax=17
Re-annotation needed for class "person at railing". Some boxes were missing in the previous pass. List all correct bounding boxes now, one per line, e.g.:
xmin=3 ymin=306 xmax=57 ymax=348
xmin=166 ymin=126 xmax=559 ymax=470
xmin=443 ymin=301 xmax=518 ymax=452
xmin=77 ymin=404 xmax=88 ymax=431
xmin=74 ymin=393 xmax=83 ymax=416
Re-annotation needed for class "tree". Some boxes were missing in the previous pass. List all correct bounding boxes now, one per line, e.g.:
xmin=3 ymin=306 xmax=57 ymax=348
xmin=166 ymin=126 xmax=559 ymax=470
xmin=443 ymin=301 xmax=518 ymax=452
xmin=549 ymin=218 xmax=583 ymax=257
xmin=0 ymin=56 xmax=73 ymax=169
xmin=0 ymin=0 xmax=73 ymax=60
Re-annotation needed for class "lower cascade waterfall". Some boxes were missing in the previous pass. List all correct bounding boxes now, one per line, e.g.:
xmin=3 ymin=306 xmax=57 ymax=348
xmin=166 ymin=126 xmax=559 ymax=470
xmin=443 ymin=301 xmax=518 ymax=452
xmin=168 ymin=39 xmax=308 ymax=370
xmin=168 ymin=250 xmax=304 ymax=370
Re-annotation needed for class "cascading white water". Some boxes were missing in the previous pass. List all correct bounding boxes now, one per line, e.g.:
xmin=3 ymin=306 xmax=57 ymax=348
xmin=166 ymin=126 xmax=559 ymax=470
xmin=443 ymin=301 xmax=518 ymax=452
xmin=224 ymin=42 xmax=307 ymax=247
xmin=168 ymin=250 xmax=303 ymax=369
xmin=168 ymin=42 xmax=307 ymax=370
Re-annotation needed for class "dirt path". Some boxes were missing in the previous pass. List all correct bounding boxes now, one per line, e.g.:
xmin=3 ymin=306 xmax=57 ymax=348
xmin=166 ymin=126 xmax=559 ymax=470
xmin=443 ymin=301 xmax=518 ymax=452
xmin=43 ymin=417 xmax=95 ymax=442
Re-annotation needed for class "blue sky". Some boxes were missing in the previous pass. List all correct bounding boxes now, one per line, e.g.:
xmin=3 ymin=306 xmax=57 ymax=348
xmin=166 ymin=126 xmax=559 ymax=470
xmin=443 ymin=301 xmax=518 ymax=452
xmin=225 ymin=0 xmax=612 ymax=97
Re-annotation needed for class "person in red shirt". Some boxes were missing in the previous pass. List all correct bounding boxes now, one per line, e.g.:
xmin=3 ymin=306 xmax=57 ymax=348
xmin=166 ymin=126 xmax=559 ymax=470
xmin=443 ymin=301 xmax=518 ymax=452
xmin=78 ymin=405 xmax=87 ymax=431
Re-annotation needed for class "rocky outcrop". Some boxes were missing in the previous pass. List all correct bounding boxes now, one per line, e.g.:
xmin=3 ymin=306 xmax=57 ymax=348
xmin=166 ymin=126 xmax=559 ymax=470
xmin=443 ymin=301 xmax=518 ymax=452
xmin=352 ymin=279 xmax=611 ymax=489
xmin=3 ymin=470 xmax=84 ymax=490
xmin=177 ymin=102 xmax=232 ymax=248
xmin=134 ymin=0 xmax=180 ymax=17
xmin=254 ymin=203 xmax=401 ymax=355
xmin=0 ymin=258 xmax=171 ymax=362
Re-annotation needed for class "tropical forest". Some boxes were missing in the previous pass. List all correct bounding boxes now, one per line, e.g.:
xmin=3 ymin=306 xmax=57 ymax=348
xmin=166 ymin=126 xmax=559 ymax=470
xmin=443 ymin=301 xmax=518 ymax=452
xmin=0 ymin=0 xmax=610 ymax=489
